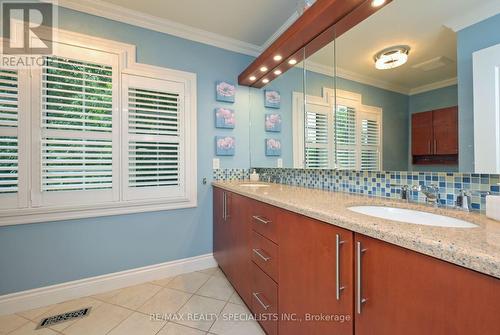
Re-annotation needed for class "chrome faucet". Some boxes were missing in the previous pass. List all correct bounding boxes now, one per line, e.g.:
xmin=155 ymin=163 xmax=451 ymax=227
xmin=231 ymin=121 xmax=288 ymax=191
xmin=456 ymin=190 xmax=490 ymax=212
xmin=418 ymin=184 xmax=441 ymax=207
xmin=391 ymin=184 xmax=409 ymax=201
xmin=391 ymin=184 xmax=420 ymax=202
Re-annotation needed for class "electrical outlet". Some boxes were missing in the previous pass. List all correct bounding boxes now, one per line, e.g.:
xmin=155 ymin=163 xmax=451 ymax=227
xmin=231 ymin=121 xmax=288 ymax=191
xmin=212 ymin=158 xmax=220 ymax=169
xmin=277 ymin=158 xmax=283 ymax=168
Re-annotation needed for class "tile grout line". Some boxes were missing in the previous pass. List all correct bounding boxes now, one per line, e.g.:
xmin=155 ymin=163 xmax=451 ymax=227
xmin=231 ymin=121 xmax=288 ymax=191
xmin=7 ymin=268 xmax=225 ymax=335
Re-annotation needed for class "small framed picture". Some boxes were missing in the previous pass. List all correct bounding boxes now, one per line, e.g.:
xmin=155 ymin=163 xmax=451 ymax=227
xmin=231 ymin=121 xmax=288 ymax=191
xmin=215 ymin=107 xmax=235 ymax=129
xmin=264 ymin=89 xmax=280 ymax=109
xmin=265 ymin=113 xmax=282 ymax=132
xmin=265 ymin=138 xmax=281 ymax=156
xmin=216 ymin=81 xmax=236 ymax=103
xmin=215 ymin=136 xmax=235 ymax=156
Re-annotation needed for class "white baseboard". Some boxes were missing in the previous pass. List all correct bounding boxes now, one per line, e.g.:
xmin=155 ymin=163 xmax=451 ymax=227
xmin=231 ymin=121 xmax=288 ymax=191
xmin=0 ymin=253 xmax=217 ymax=316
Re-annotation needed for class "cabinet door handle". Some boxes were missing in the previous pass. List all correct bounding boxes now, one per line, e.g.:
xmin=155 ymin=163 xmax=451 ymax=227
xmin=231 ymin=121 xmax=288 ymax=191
xmin=428 ymin=140 xmax=432 ymax=154
xmin=252 ymin=248 xmax=271 ymax=262
xmin=252 ymin=215 xmax=271 ymax=224
xmin=356 ymin=241 xmax=368 ymax=314
xmin=222 ymin=192 xmax=226 ymax=221
xmin=434 ymin=139 xmax=437 ymax=154
xmin=253 ymin=292 xmax=270 ymax=310
xmin=336 ymin=234 xmax=345 ymax=301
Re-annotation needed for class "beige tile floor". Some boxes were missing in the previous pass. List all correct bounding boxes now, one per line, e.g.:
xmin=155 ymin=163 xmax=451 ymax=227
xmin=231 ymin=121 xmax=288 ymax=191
xmin=0 ymin=267 xmax=265 ymax=335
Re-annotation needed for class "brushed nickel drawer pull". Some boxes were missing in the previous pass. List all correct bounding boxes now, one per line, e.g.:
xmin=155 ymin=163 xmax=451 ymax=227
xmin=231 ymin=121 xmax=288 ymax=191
xmin=356 ymin=241 xmax=368 ymax=314
xmin=252 ymin=248 xmax=271 ymax=262
xmin=253 ymin=292 xmax=270 ymax=310
xmin=335 ymin=234 xmax=346 ymax=301
xmin=252 ymin=215 xmax=271 ymax=224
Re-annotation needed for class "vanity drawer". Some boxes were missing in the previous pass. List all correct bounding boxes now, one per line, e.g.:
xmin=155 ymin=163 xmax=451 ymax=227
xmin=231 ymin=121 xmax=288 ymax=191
xmin=251 ymin=201 xmax=279 ymax=244
xmin=251 ymin=263 xmax=278 ymax=335
xmin=251 ymin=231 xmax=279 ymax=282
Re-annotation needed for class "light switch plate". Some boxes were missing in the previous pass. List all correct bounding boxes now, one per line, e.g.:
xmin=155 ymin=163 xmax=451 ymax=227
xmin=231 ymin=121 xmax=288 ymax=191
xmin=277 ymin=158 xmax=283 ymax=168
xmin=212 ymin=158 xmax=220 ymax=169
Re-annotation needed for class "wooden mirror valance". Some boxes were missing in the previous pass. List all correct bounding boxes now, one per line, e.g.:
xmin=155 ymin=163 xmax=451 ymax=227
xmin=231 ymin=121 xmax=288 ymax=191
xmin=238 ymin=0 xmax=392 ymax=88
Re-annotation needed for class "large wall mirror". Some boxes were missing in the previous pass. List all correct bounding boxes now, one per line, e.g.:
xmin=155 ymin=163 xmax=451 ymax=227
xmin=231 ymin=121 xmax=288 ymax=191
xmin=250 ymin=0 xmax=499 ymax=173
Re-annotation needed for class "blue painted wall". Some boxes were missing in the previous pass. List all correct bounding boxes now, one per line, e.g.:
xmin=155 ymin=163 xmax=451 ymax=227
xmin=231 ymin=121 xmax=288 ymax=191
xmin=250 ymin=67 xmax=303 ymax=168
xmin=408 ymin=85 xmax=458 ymax=172
xmin=457 ymin=13 xmax=500 ymax=172
xmin=0 ymin=7 xmax=253 ymax=295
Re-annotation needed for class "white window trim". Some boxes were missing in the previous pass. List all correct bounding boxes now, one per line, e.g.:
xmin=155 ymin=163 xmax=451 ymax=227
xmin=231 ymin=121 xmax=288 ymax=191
xmin=0 ymin=29 xmax=197 ymax=227
xmin=293 ymin=87 xmax=383 ymax=170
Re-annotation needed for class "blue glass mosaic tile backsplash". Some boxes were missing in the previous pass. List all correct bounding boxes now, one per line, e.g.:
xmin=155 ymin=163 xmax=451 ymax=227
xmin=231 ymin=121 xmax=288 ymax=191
xmin=213 ymin=168 xmax=500 ymax=213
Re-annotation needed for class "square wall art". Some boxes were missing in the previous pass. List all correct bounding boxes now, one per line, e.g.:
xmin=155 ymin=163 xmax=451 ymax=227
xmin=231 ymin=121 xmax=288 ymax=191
xmin=215 ymin=136 xmax=236 ymax=156
xmin=265 ymin=113 xmax=282 ymax=132
xmin=264 ymin=89 xmax=280 ymax=109
xmin=215 ymin=107 xmax=235 ymax=129
xmin=265 ymin=138 xmax=282 ymax=156
xmin=216 ymin=81 xmax=236 ymax=103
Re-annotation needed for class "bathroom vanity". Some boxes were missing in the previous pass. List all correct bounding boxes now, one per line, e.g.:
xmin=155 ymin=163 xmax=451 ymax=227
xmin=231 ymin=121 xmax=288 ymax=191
xmin=213 ymin=182 xmax=500 ymax=335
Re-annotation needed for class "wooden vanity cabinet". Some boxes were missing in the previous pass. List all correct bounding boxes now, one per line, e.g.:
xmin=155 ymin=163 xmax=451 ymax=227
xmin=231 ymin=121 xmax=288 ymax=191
xmin=279 ymin=212 xmax=354 ymax=335
xmin=213 ymin=187 xmax=500 ymax=335
xmin=213 ymin=187 xmax=230 ymax=278
xmin=213 ymin=189 xmax=252 ymax=304
xmin=354 ymin=234 xmax=500 ymax=335
xmin=411 ymin=106 xmax=458 ymax=164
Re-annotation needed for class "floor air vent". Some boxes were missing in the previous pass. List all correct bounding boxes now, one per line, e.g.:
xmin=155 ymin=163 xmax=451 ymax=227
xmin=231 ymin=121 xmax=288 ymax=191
xmin=37 ymin=307 xmax=91 ymax=329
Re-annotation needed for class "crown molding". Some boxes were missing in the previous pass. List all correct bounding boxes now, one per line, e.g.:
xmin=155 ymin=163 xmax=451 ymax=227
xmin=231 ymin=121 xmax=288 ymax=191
xmin=444 ymin=0 xmax=500 ymax=32
xmin=50 ymin=0 xmax=262 ymax=56
xmin=261 ymin=12 xmax=300 ymax=50
xmin=409 ymin=77 xmax=457 ymax=95
xmin=305 ymin=61 xmax=457 ymax=96
xmin=305 ymin=61 xmax=410 ymax=95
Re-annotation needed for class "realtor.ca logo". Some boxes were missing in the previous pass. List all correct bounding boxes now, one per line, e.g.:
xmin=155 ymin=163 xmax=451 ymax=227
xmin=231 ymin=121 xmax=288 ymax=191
xmin=1 ymin=1 xmax=55 ymax=67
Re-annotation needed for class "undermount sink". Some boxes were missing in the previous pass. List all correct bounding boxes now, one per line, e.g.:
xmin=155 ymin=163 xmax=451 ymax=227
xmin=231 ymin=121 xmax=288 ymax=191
xmin=239 ymin=183 xmax=270 ymax=188
xmin=348 ymin=206 xmax=478 ymax=228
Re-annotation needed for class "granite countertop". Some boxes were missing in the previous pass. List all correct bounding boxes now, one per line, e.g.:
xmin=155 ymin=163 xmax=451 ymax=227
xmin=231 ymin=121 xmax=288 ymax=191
xmin=213 ymin=181 xmax=500 ymax=279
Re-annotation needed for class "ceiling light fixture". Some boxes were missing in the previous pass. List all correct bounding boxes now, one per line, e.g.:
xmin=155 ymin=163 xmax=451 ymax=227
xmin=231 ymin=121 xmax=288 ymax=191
xmin=371 ymin=0 xmax=386 ymax=7
xmin=288 ymin=59 xmax=297 ymax=65
xmin=249 ymin=76 xmax=256 ymax=81
xmin=273 ymin=55 xmax=283 ymax=61
xmin=374 ymin=45 xmax=410 ymax=70
xmin=274 ymin=70 xmax=282 ymax=75
xmin=262 ymin=78 xmax=269 ymax=84
xmin=260 ymin=66 xmax=268 ymax=72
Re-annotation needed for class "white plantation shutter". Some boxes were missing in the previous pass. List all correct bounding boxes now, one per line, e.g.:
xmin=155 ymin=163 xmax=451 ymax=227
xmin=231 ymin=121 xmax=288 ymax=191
xmin=0 ymin=69 xmax=27 ymax=210
xmin=360 ymin=114 xmax=381 ymax=170
xmin=0 ymin=35 xmax=197 ymax=225
xmin=32 ymin=45 xmax=119 ymax=207
xmin=304 ymin=102 xmax=333 ymax=169
xmin=335 ymin=105 xmax=357 ymax=169
xmin=0 ymin=70 xmax=19 ymax=195
xmin=294 ymin=91 xmax=382 ymax=170
xmin=122 ymin=74 xmax=186 ymax=202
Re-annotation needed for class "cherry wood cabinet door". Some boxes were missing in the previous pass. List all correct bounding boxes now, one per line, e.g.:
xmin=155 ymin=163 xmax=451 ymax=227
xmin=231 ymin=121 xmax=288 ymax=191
xmin=213 ymin=188 xmax=233 ymax=281
xmin=355 ymin=234 xmax=500 ymax=335
xmin=229 ymin=193 xmax=253 ymax=306
xmin=432 ymin=107 xmax=458 ymax=155
xmin=411 ymin=111 xmax=433 ymax=156
xmin=279 ymin=212 xmax=354 ymax=335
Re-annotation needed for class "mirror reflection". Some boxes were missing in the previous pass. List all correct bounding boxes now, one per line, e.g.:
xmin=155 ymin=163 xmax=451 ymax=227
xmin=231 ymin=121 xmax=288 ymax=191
xmin=250 ymin=0 xmax=500 ymax=173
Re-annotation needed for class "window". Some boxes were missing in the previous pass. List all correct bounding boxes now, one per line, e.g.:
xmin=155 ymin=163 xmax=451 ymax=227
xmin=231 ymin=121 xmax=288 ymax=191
xmin=0 ymin=32 xmax=197 ymax=225
xmin=0 ymin=68 xmax=28 ymax=210
xmin=122 ymin=74 xmax=190 ymax=202
xmin=293 ymin=88 xmax=382 ymax=170
xmin=305 ymin=101 xmax=332 ymax=169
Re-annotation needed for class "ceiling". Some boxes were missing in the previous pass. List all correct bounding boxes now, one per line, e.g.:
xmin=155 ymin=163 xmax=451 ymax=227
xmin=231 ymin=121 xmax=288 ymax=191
xmin=308 ymin=0 xmax=490 ymax=93
xmin=70 ymin=0 xmax=499 ymax=93
xmin=98 ymin=0 xmax=298 ymax=46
